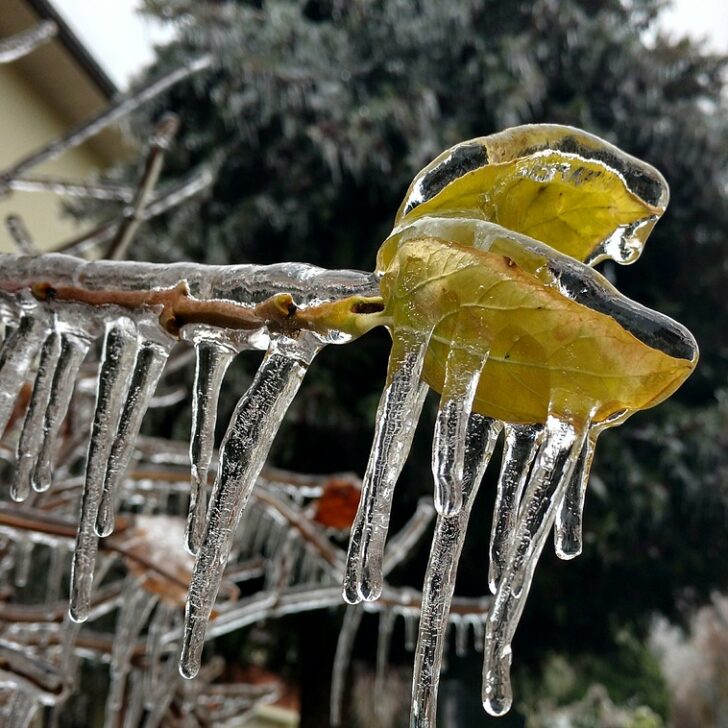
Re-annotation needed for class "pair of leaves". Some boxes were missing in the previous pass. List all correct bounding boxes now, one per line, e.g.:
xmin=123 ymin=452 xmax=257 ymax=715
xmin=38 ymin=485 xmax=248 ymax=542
xmin=366 ymin=124 xmax=697 ymax=428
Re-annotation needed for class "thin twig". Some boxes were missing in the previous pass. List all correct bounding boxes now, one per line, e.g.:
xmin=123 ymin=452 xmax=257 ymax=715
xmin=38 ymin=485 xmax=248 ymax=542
xmin=8 ymin=175 xmax=135 ymax=202
xmin=53 ymin=165 xmax=214 ymax=257
xmin=4 ymin=216 xmax=38 ymax=256
xmin=107 ymin=113 xmax=181 ymax=260
xmin=0 ymin=21 xmax=57 ymax=64
xmin=0 ymin=55 xmax=212 ymax=195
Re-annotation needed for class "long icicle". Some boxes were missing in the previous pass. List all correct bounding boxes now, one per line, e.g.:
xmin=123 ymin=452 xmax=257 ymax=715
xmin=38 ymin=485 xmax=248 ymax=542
xmin=0 ymin=314 xmax=48 ymax=435
xmin=411 ymin=414 xmax=501 ymax=728
xmin=33 ymin=333 xmax=90 ymax=492
xmin=179 ymin=335 xmax=320 ymax=679
xmin=69 ymin=322 xmax=138 ymax=622
xmin=330 ymin=605 xmax=364 ymax=727
xmin=482 ymin=417 xmax=585 ymax=717
xmin=11 ymin=331 xmax=62 ymax=501
xmin=344 ymin=330 xmax=430 ymax=604
xmin=488 ymin=424 xmax=542 ymax=593
xmin=186 ymin=339 xmax=236 ymax=555
xmin=96 ymin=340 xmax=170 ymax=537
xmin=554 ymin=431 xmax=597 ymax=559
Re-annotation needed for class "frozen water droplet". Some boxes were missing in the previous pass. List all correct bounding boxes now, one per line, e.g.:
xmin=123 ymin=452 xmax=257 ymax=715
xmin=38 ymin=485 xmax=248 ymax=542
xmin=411 ymin=414 xmax=500 ymax=728
xmin=404 ymin=609 xmax=418 ymax=652
xmin=179 ymin=336 xmax=319 ymax=679
xmin=186 ymin=339 xmax=235 ymax=555
xmin=344 ymin=332 xmax=429 ymax=604
xmin=554 ymin=432 xmax=597 ymax=559
xmin=69 ymin=322 xmax=138 ymax=622
xmin=12 ymin=330 xmax=62 ymax=502
xmin=482 ymin=417 xmax=585 ymax=717
xmin=96 ymin=340 xmax=170 ymax=537
xmin=488 ymin=424 xmax=542 ymax=593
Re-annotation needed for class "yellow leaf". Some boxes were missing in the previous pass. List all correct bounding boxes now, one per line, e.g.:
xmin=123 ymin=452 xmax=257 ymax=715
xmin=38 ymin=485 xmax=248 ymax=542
xmin=394 ymin=124 xmax=668 ymax=265
xmin=378 ymin=223 xmax=697 ymax=428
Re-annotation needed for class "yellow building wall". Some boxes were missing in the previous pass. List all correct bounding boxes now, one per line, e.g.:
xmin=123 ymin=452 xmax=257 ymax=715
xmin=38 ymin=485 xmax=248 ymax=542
xmin=0 ymin=61 xmax=107 ymax=253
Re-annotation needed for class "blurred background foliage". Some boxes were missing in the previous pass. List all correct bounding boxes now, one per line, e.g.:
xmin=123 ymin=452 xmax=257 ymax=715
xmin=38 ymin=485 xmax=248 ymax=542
xmin=76 ymin=0 xmax=728 ymax=724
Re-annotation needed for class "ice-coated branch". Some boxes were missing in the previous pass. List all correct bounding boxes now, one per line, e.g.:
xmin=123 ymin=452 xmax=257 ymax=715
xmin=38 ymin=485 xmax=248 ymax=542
xmin=4 ymin=215 xmax=38 ymax=256
xmin=6 ymin=175 xmax=135 ymax=202
xmin=107 ymin=113 xmax=180 ymax=260
xmin=0 ymin=56 xmax=212 ymax=195
xmin=55 ymin=166 xmax=215 ymax=257
xmin=0 ymin=21 xmax=57 ymax=64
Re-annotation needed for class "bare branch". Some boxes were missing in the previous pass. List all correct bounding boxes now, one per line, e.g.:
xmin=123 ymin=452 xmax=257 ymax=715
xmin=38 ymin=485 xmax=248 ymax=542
xmin=4 ymin=216 xmax=38 ymax=256
xmin=0 ymin=21 xmax=57 ymax=64
xmin=8 ymin=175 xmax=134 ymax=202
xmin=0 ymin=55 xmax=212 ymax=195
xmin=53 ymin=166 xmax=214 ymax=257
xmin=107 ymin=113 xmax=181 ymax=260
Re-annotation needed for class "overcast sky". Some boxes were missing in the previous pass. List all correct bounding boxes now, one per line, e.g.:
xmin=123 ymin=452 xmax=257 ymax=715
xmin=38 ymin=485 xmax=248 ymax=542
xmin=52 ymin=0 xmax=728 ymax=90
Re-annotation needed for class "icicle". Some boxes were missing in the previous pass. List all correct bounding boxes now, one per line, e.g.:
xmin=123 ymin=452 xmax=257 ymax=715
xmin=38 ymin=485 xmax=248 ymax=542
xmin=46 ymin=545 xmax=65 ymax=604
xmin=404 ymin=609 xmax=418 ymax=652
xmin=69 ymin=322 xmax=138 ymax=623
xmin=105 ymin=587 xmax=157 ymax=728
xmin=186 ymin=339 xmax=235 ymax=555
xmin=488 ymin=424 xmax=542 ymax=593
xmin=471 ymin=617 xmax=485 ymax=653
xmin=33 ymin=333 xmax=90 ymax=492
xmin=482 ymin=417 xmax=585 ymax=717
xmin=344 ymin=331 xmax=430 ymax=604
xmin=0 ymin=314 xmax=47 ymax=435
xmin=375 ymin=610 xmax=396 ymax=722
xmin=554 ymin=432 xmax=597 ymax=559
xmin=96 ymin=340 xmax=170 ymax=537
xmin=432 ymin=345 xmax=485 ymax=517
xmin=179 ymin=335 xmax=319 ymax=679
xmin=411 ymin=414 xmax=501 ymax=728
xmin=11 ymin=331 xmax=62 ymax=501
xmin=13 ymin=538 xmax=33 ymax=588
xmin=330 ymin=605 xmax=363 ymax=727
xmin=454 ymin=616 xmax=468 ymax=658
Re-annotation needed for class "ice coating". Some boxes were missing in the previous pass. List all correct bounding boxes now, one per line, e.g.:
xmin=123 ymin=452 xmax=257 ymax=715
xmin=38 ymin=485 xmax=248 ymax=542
xmin=0 ymin=124 xmax=701 ymax=724
xmin=395 ymin=124 xmax=669 ymax=266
